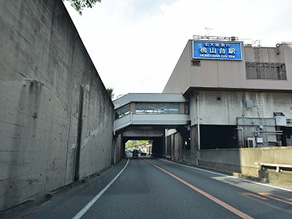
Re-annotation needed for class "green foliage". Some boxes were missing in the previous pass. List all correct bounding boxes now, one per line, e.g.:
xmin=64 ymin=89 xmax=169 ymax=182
xmin=66 ymin=0 xmax=101 ymax=15
xmin=125 ymin=140 xmax=149 ymax=149
xmin=106 ymin=87 xmax=114 ymax=100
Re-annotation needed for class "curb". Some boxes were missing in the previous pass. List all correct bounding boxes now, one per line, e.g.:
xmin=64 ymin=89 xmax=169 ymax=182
xmin=0 ymin=200 xmax=36 ymax=219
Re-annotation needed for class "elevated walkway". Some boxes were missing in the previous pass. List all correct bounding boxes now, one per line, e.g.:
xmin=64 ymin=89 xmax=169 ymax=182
xmin=113 ymin=93 xmax=190 ymax=134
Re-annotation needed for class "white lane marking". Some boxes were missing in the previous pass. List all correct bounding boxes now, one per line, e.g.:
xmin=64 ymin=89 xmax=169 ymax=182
xmin=72 ymin=159 xmax=130 ymax=219
xmin=159 ymin=159 xmax=292 ymax=193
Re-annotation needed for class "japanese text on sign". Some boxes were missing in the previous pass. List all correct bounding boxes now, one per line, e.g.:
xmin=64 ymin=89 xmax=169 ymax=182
xmin=192 ymin=41 xmax=242 ymax=60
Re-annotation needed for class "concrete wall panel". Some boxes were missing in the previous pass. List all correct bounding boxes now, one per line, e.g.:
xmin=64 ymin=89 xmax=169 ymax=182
xmin=0 ymin=0 xmax=114 ymax=210
xmin=198 ymin=147 xmax=292 ymax=179
xmin=163 ymin=40 xmax=292 ymax=94
xmin=189 ymin=90 xmax=292 ymax=126
xmin=163 ymin=42 xmax=191 ymax=93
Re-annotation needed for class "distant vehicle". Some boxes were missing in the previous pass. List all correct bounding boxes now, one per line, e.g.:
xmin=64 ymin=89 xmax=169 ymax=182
xmin=140 ymin=152 xmax=147 ymax=156
xmin=132 ymin=149 xmax=139 ymax=158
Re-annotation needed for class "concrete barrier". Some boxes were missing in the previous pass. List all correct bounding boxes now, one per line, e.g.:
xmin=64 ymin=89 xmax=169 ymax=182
xmin=198 ymin=147 xmax=292 ymax=188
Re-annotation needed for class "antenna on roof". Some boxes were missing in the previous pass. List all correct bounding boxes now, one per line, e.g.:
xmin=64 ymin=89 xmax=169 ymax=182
xmin=204 ymin=27 xmax=213 ymax=36
xmin=251 ymin=39 xmax=261 ymax=47
xmin=193 ymin=35 xmax=239 ymax=41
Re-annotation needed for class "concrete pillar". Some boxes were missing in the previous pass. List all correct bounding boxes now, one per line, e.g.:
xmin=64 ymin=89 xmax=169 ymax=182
xmin=179 ymin=133 xmax=183 ymax=162
xmin=173 ymin=133 xmax=184 ymax=161
xmin=130 ymin=103 xmax=136 ymax=113
xmin=115 ymin=134 xmax=122 ymax=163
xmin=179 ymin=103 xmax=184 ymax=114
xmin=164 ymin=136 xmax=168 ymax=157
xmin=190 ymin=125 xmax=200 ymax=165
xmin=174 ymin=134 xmax=179 ymax=161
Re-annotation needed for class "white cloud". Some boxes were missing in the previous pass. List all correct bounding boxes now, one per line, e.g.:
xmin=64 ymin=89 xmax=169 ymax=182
xmin=64 ymin=0 xmax=292 ymax=97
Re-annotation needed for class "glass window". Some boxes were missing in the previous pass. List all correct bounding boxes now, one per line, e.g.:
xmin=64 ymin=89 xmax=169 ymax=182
xmin=115 ymin=104 xmax=130 ymax=119
xmin=135 ymin=103 xmax=180 ymax=114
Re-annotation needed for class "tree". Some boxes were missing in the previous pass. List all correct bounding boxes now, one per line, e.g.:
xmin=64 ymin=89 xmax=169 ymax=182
xmin=125 ymin=140 xmax=149 ymax=149
xmin=65 ymin=0 xmax=101 ymax=14
xmin=106 ymin=87 xmax=114 ymax=100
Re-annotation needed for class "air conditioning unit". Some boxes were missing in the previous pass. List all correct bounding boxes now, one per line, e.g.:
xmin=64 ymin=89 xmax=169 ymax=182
xmin=274 ymin=112 xmax=287 ymax=126
xmin=246 ymin=137 xmax=256 ymax=148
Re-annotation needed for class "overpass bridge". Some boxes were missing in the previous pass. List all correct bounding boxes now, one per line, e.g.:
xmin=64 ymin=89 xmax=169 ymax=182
xmin=113 ymin=93 xmax=190 ymax=157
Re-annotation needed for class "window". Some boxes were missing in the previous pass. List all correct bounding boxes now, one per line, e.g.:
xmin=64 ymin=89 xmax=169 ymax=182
xmin=246 ymin=62 xmax=287 ymax=80
xmin=191 ymin=60 xmax=201 ymax=66
xmin=135 ymin=103 xmax=180 ymax=114
xmin=115 ymin=104 xmax=130 ymax=119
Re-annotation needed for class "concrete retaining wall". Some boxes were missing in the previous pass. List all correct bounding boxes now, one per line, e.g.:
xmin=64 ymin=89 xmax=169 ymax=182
xmin=0 ymin=0 xmax=114 ymax=210
xmin=199 ymin=147 xmax=292 ymax=173
xmin=198 ymin=147 xmax=292 ymax=188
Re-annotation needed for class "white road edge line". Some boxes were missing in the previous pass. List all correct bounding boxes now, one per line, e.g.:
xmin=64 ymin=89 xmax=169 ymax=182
xmin=72 ymin=159 xmax=130 ymax=219
xmin=159 ymin=159 xmax=292 ymax=193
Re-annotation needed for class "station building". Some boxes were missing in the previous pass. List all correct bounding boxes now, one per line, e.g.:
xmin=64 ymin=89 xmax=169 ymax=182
xmin=163 ymin=36 xmax=292 ymax=164
xmin=113 ymin=36 xmax=292 ymax=179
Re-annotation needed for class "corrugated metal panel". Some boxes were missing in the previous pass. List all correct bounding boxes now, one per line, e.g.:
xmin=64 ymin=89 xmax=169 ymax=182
xmin=246 ymin=62 xmax=287 ymax=80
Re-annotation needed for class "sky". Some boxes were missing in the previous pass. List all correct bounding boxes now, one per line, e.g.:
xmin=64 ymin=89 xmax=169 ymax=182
xmin=64 ymin=0 xmax=292 ymax=99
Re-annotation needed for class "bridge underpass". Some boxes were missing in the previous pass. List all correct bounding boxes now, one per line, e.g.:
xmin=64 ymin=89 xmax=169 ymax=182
xmin=113 ymin=93 xmax=190 ymax=160
xmin=120 ymin=126 xmax=180 ymax=158
xmin=122 ymin=136 xmax=164 ymax=158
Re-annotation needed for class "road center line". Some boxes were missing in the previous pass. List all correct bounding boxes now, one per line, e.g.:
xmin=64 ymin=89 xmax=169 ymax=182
xmin=145 ymin=159 xmax=253 ymax=219
xmin=241 ymin=193 xmax=292 ymax=215
xmin=72 ymin=159 xmax=130 ymax=219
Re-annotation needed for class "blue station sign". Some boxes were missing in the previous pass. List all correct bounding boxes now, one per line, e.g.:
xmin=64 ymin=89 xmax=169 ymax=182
xmin=192 ymin=41 xmax=242 ymax=60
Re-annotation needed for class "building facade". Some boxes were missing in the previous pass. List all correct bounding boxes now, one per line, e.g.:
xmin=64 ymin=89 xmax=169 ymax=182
xmin=163 ymin=37 xmax=292 ymax=153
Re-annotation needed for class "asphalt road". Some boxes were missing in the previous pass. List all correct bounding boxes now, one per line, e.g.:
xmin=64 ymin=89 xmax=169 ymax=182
xmin=28 ymin=158 xmax=292 ymax=219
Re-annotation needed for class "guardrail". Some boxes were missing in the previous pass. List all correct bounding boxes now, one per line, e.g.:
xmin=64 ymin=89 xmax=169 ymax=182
xmin=259 ymin=163 xmax=292 ymax=172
